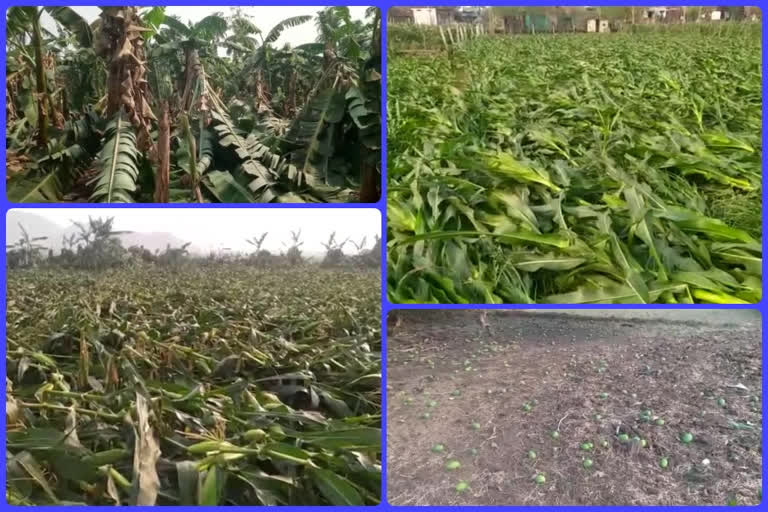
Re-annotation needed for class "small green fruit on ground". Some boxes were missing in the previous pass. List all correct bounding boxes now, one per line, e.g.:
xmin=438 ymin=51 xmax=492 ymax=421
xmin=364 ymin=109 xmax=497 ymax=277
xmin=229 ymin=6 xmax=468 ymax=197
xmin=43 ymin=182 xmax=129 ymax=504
xmin=446 ymin=460 xmax=461 ymax=470
xmin=600 ymin=440 xmax=609 ymax=448
xmin=659 ymin=457 xmax=669 ymax=469
xmin=583 ymin=458 xmax=593 ymax=468
xmin=432 ymin=444 xmax=445 ymax=453
xmin=534 ymin=473 xmax=546 ymax=484
xmin=618 ymin=434 xmax=629 ymax=442
xmin=528 ymin=450 xmax=537 ymax=460
xmin=551 ymin=430 xmax=560 ymax=440
xmin=717 ymin=397 xmax=726 ymax=407
xmin=656 ymin=418 xmax=665 ymax=426
xmin=456 ymin=481 xmax=469 ymax=492
xmin=680 ymin=432 xmax=693 ymax=444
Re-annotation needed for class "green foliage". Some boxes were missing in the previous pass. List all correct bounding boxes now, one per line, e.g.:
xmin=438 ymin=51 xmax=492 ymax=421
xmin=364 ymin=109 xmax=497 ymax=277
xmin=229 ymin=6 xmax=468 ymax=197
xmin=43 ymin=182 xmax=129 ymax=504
xmin=6 ymin=263 xmax=381 ymax=505
xmin=6 ymin=7 xmax=381 ymax=203
xmin=387 ymin=28 xmax=761 ymax=304
xmin=90 ymin=115 xmax=140 ymax=203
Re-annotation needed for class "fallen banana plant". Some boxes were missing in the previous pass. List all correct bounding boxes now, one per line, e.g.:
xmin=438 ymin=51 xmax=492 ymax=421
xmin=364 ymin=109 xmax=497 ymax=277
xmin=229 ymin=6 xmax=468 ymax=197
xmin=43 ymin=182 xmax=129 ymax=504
xmin=6 ymin=264 xmax=381 ymax=505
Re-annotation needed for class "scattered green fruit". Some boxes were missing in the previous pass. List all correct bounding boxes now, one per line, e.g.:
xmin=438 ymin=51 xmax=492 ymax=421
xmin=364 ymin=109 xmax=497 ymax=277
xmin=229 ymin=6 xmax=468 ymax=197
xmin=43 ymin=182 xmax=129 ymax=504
xmin=432 ymin=444 xmax=445 ymax=453
xmin=534 ymin=473 xmax=546 ymax=484
xmin=551 ymin=430 xmax=560 ymax=440
xmin=446 ymin=460 xmax=461 ymax=470
xmin=618 ymin=434 xmax=629 ymax=443
xmin=583 ymin=458 xmax=593 ymax=468
xmin=456 ymin=481 xmax=469 ymax=492
xmin=659 ymin=457 xmax=669 ymax=469
xmin=680 ymin=432 xmax=693 ymax=444
xmin=528 ymin=450 xmax=537 ymax=460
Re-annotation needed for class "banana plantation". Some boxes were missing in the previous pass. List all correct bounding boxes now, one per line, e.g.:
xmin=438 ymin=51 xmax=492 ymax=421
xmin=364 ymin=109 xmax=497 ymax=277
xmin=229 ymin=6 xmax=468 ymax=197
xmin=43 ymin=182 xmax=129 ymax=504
xmin=6 ymin=218 xmax=381 ymax=505
xmin=6 ymin=6 xmax=381 ymax=203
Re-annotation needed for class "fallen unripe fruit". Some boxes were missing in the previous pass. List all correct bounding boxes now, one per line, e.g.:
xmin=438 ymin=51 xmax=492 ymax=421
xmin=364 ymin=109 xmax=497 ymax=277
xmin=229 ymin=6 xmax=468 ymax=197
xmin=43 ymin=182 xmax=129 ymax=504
xmin=446 ymin=460 xmax=461 ymax=470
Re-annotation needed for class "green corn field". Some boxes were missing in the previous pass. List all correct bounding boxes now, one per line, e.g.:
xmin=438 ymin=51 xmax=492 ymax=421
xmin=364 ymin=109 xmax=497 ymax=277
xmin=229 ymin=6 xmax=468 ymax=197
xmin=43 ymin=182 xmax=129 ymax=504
xmin=387 ymin=25 xmax=761 ymax=304
xmin=6 ymin=265 xmax=381 ymax=505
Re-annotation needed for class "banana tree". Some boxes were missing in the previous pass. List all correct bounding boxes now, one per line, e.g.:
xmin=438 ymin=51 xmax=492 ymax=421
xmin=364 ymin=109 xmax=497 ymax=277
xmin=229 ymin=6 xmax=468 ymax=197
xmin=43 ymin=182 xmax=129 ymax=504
xmin=278 ymin=7 xmax=381 ymax=200
xmin=6 ymin=7 xmax=92 ymax=146
xmin=6 ymin=223 xmax=48 ymax=268
xmin=158 ymin=13 xmax=228 ymax=110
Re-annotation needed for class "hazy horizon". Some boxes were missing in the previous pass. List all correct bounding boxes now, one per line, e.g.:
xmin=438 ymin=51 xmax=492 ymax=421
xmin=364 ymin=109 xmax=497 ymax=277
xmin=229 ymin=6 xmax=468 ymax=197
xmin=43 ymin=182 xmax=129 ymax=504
xmin=8 ymin=208 xmax=380 ymax=255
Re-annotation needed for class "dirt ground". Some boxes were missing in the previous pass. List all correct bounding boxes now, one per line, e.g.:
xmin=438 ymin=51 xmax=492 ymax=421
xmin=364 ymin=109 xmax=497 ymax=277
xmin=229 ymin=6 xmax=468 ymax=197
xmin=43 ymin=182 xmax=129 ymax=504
xmin=386 ymin=310 xmax=762 ymax=506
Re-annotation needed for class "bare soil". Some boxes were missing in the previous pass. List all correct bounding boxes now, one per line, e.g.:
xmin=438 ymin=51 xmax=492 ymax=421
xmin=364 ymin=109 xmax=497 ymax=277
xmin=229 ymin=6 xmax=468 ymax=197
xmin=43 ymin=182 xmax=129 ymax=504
xmin=386 ymin=310 xmax=762 ymax=506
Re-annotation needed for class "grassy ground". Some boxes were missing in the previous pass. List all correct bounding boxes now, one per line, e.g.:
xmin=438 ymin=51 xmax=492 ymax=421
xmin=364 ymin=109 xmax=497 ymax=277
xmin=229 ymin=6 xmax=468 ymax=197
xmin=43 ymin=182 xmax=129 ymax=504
xmin=6 ymin=264 xmax=381 ymax=505
xmin=387 ymin=310 xmax=761 ymax=505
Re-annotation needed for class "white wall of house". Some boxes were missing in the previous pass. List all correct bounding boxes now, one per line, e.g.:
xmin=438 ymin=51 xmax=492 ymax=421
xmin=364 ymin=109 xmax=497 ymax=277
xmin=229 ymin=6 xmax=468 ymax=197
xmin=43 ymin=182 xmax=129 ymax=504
xmin=413 ymin=8 xmax=438 ymax=26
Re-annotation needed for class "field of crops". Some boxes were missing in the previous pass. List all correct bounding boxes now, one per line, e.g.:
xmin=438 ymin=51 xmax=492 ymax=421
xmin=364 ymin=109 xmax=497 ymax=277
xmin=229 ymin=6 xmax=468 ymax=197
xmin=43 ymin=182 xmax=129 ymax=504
xmin=6 ymin=265 xmax=380 ymax=505
xmin=387 ymin=26 xmax=762 ymax=304
xmin=387 ymin=310 xmax=762 ymax=506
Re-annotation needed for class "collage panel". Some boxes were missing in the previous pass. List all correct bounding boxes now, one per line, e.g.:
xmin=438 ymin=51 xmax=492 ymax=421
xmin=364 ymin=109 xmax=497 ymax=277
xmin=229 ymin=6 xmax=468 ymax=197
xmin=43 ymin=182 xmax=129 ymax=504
xmin=386 ymin=6 xmax=762 ymax=304
xmin=6 ymin=5 xmax=382 ymax=203
xmin=5 ymin=208 xmax=381 ymax=505
xmin=387 ymin=308 xmax=762 ymax=505
xmin=2 ymin=2 xmax=765 ymax=510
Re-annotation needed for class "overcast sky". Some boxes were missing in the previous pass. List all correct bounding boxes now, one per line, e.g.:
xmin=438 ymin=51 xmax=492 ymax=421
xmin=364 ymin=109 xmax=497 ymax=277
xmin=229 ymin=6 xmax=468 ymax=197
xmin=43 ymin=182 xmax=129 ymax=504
xmin=9 ymin=208 xmax=380 ymax=254
xmin=41 ymin=6 xmax=371 ymax=47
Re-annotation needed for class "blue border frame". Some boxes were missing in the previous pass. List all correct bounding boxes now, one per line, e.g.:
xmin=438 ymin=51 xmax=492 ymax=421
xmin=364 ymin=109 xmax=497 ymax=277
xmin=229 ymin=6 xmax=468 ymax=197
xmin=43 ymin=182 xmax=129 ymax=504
xmin=1 ymin=1 xmax=765 ymax=510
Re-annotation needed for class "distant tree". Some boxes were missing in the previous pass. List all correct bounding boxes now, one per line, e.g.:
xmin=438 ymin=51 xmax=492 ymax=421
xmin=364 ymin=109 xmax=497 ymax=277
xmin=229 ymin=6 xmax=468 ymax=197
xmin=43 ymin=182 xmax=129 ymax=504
xmin=321 ymin=231 xmax=349 ymax=266
xmin=70 ymin=216 xmax=130 ymax=270
xmin=282 ymin=229 xmax=304 ymax=265
xmin=6 ymin=223 xmax=47 ymax=268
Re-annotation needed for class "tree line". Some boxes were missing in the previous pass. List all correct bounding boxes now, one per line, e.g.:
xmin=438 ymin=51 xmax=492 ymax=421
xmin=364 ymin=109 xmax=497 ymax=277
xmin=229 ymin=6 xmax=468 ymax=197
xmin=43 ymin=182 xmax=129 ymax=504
xmin=6 ymin=217 xmax=380 ymax=270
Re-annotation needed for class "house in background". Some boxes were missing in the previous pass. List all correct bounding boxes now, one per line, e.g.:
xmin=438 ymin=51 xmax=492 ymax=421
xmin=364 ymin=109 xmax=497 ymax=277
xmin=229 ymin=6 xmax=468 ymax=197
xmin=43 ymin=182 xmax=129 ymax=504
xmin=388 ymin=7 xmax=459 ymax=25
xmin=388 ymin=7 xmax=414 ymax=24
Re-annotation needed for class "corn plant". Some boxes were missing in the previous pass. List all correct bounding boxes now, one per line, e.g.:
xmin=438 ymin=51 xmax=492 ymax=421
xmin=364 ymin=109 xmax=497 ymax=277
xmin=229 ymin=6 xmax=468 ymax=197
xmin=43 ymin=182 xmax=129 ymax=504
xmin=387 ymin=26 xmax=761 ymax=304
